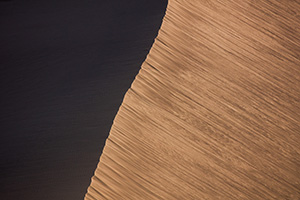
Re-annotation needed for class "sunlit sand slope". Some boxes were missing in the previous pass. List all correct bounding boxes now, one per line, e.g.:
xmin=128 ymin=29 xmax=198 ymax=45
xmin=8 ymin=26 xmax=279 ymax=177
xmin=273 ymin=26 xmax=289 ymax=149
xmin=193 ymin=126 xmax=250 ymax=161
xmin=85 ymin=0 xmax=300 ymax=199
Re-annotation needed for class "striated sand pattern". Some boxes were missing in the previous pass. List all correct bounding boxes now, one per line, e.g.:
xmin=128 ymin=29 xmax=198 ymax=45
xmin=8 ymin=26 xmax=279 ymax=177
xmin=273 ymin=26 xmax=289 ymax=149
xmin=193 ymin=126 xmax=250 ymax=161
xmin=85 ymin=0 xmax=300 ymax=199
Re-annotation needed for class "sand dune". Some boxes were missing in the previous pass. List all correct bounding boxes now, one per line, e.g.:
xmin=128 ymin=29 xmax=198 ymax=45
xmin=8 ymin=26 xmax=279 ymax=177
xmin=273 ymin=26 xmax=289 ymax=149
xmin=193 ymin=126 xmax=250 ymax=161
xmin=85 ymin=0 xmax=300 ymax=199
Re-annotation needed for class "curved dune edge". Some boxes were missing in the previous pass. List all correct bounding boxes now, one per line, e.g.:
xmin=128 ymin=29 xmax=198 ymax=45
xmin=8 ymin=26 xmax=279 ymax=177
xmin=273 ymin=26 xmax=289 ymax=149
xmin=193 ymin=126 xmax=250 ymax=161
xmin=85 ymin=1 xmax=300 ymax=199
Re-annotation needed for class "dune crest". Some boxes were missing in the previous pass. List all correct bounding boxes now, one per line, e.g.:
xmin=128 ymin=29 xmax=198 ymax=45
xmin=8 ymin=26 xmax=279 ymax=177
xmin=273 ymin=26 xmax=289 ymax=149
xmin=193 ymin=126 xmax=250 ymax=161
xmin=85 ymin=0 xmax=300 ymax=199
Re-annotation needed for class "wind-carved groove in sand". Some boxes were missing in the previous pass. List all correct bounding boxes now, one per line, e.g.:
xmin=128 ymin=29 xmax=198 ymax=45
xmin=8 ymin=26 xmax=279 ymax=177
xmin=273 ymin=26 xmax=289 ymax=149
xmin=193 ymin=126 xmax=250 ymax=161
xmin=85 ymin=0 xmax=300 ymax=199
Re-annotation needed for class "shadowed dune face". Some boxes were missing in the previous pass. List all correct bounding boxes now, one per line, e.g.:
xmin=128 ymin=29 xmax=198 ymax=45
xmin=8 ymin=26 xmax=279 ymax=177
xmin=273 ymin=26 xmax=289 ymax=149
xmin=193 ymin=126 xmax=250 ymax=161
xmin=0 ymin=0 xmax=167 ymax=199
xmin=85 ymin=0 xmax=300 ymax=199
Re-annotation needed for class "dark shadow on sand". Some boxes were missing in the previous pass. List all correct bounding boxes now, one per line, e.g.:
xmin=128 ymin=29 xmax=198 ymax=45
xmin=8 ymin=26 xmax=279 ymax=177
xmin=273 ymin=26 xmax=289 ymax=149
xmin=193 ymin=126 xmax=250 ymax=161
xmin=0 ymin=0 xmax=167 ymax=199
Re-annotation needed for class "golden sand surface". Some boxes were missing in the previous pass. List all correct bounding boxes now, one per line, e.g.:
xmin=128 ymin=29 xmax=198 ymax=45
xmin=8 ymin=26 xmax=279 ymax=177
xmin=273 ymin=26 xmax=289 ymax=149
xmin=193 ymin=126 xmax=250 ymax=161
xmin=85 ymin=0 xmax=300 ymax=199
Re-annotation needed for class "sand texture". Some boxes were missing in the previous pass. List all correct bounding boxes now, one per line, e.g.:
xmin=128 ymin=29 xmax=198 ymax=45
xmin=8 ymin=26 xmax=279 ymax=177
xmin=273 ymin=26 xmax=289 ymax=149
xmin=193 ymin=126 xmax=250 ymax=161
xmin=85 ymin=0 xmax=300 ymax=199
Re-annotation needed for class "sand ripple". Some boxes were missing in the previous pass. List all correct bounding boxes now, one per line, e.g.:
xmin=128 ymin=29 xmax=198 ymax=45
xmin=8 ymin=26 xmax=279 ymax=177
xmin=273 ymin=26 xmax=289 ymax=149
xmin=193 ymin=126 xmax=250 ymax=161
xmin=85 ymin=1 xmax=300 ymax=199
